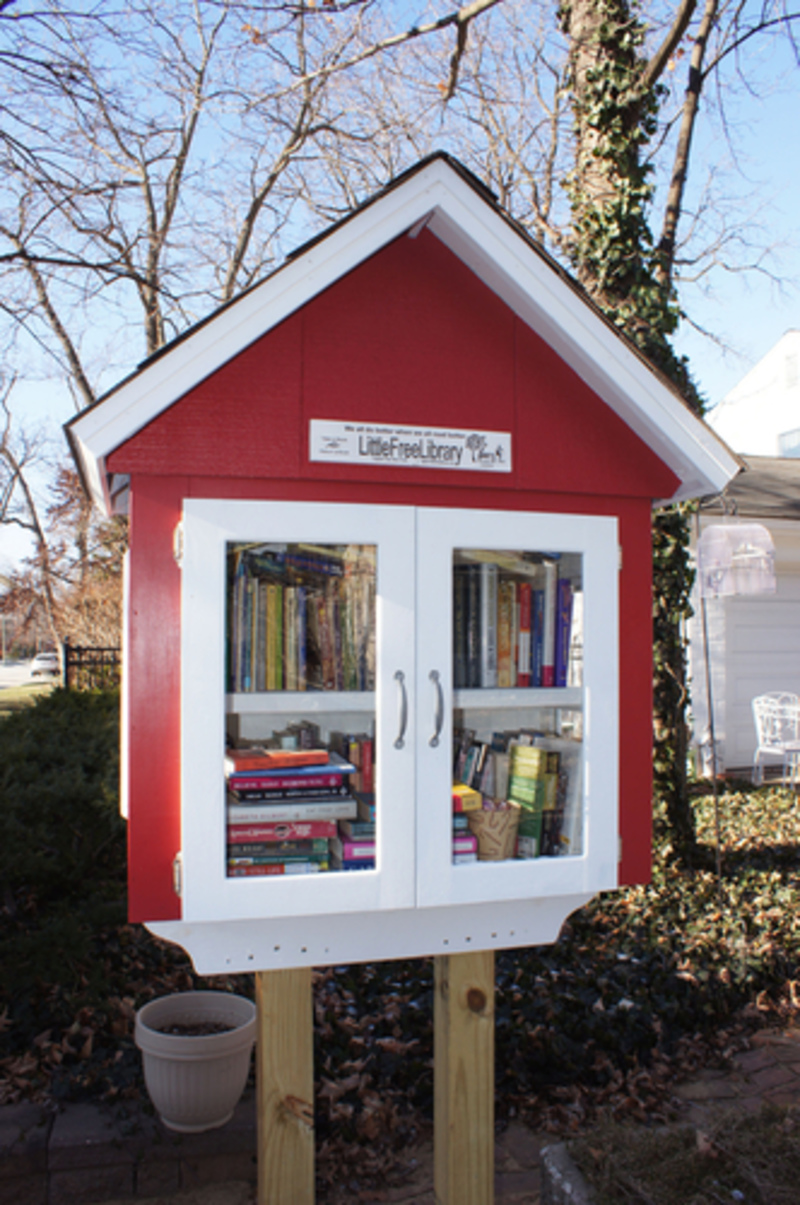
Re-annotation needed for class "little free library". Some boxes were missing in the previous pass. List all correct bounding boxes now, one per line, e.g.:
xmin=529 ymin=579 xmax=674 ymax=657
xmin=67 ymin=153 xmax=739 ymax=976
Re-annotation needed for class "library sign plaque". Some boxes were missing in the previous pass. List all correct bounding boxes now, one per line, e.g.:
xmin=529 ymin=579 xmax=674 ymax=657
xmin=310 ymin=420 xmax=512 ymax=473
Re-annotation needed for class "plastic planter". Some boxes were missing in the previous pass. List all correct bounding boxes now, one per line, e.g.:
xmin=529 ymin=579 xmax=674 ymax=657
xmin=134 ymin=990 xmax=257 ymax=1132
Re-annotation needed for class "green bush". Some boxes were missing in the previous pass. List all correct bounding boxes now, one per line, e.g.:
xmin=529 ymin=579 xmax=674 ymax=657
xmin=0 ymin=689 xmax=128 ymax=1047
xmin=0 ymin=688 xmax=124 ymax=903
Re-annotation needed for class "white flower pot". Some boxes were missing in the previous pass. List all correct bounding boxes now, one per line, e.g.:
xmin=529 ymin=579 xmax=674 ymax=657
xmin=134 ymin=990 xmax=257 ymax=1133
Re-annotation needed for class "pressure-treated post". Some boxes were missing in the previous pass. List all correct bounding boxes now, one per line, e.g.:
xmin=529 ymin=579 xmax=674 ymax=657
xmin=434 ymin=950 xmax=495 ymax=1205
xmin=255 ymin=968 xmax=315 ymax=1204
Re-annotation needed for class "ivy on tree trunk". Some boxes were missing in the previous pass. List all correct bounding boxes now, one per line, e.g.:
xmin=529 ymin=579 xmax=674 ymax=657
xmin=560 ymin=0 xmax=703 ymax=862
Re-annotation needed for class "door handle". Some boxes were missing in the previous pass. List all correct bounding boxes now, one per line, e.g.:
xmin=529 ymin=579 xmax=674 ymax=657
xmin=394 ymin=670 xmax=408 ymax=749
xmin=429 ymin=669 xmax=444 ymax=747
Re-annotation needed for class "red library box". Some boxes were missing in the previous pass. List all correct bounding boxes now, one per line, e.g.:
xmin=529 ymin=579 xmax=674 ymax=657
xmin=68 ymin=155 xmax=737 ymax=974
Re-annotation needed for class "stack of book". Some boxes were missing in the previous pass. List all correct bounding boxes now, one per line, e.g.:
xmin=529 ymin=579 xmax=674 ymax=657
xmin=228 ymin=543 xmax=376 ymax=694
xmin=328 ymin=732 xmax=374 ymax=794
xmin=453 ymin=552 xmax=576 ymax=690
xmin=507 ymin=745 xmax=562 ymax=859
xmin=453 ymin=727 xmax=571 ymax=860
xmin=332 ymin=796 xmax=376 ymax=869
xmin=452 ymin=783 xmax=481 ymax=863
xmin=225 ymin=747 xmax=358 ymax=877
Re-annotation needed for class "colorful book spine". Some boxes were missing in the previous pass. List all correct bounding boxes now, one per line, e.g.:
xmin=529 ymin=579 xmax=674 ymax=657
xmin=331 ymin=836 xmax=376 ymax=861
xmin=228 ymin=861 xmax=326 ymax=877
xmin=227 ymin=838 xmax=330 ymax=858
xmin=516 ymin=582 xmax=532 ymax=687
xmin=227 ymin=799 xmax=358 ymax=823
xmin=297 ymin=585 xmax=307 ymax=691
xmin=480 ymin=562 xmax=498 ymax=688
xmin=256 ymin=579 xmax=268 ymax=693
xmin=227 ymin=770 xmax=350 ymax=791
xmin=496 ymin=578 xmax=515 ymax=688
xmin=284 ymin=587 xmax=297 ymax=691
xmin=453 ymin=564 xmax=468 ymax=689
xmin=228 ymin=820 xmax=338 ymax=841
xmin=338 ymin=819 xmax=376 ymax=839
xmin=555 ymin=578 xmax=573 ymax=688
xmin=541 ymin=561 xmax=557 ymax=688
xmin=228 ymin=784 xmax=349 ymax=803
xmin=465 ymin=563 xmax=481 ymax=688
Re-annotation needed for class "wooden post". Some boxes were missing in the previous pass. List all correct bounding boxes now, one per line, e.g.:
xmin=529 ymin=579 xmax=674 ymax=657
xmin=434 ymin=950 xmax=495 ymax=1205
xmin=255 ymin=968 xmax=315 ymax=1204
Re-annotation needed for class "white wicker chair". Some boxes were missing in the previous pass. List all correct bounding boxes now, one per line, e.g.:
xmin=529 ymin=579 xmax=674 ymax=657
xmin=751 ymin=692 xmax=800 ymax=785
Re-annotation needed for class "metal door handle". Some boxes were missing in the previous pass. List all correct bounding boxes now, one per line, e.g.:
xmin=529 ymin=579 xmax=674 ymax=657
xmin=429 ymin=669 xmax=444 ymax=747
xmin=394 ymin=670 xmax=408 ymax=749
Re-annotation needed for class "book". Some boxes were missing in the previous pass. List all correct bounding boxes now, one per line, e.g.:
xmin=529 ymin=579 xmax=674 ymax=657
xmin=228 ymin=783 xmax=351 ymax=802
xmin=480 ymin=562 xmax=498 ymax=688
xmin=496 ymin=578 xmax=515 ymax=688
xmin=517 ymin=581 xmax=532 ymax=687
xmin=453 ymin=563 xmax=469 ymax=689
xmin=355 ymin=792 xmax=376 ymax=822
xmin=338 ymin=818 xmax=376 ymax=838
xmin=554 ymin=578 xmax=573 ymax=688
xmin=228 ymin=861 xmax=326 ymax=877
xmin=227 ymin=820 xmax=338 ymax=841
xmin=227 ymin=838 xmax=330 ymax=857
xmin=541 ymin=560 xmax=557 ymax=687
xmin=465 ymin=563 xmax=481 ymax=688
xmin=228 ymin=851 xmax=329 ymax=866
xmin=531 ymin=587 xmax=545 ymax=687
xmin=330 ymin=835 xmax=375 ymax=861
xmin=224 ymin=747 xmax=329 ymax=774
xmin=453 ymin=853 xmax=478 ymax=864
xmin=227 ymin=797 xmax=358 ymax=823
xmin=452 ymin=783 xmax=482 ymax=813
xmin=360 ymin=736 xmax=374 ymax=794
xmin=226 ymin=751 xmax=356 ymax=790
xmin=267 ymin=581 xmax=283 ymax=690
xmin=284 ymin=586 xmax=297 ymax=690
xmin=330 ymin=857 xmax=376 ymax=871
xmin=453 ymin=832 xmax=478 ymax=855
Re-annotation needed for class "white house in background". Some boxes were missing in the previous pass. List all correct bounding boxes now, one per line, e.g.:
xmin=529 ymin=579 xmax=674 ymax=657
xmin=706 ymin=330 xmax=800 ymax=456
xmin=691 ymin=332 xmax=800 ymax=777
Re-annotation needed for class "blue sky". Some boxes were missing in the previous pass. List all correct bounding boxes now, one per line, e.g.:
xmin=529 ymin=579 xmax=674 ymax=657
xmin=670 ymin=36 xmax=799 ymax=410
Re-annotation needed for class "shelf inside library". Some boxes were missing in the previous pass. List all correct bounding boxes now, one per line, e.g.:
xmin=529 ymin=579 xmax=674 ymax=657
xmin=227 ymin=686 xmax=582 ymax=715
xmin=227 ymin=690 xmax=376 ymax=714
xmin=454 ymin=687 xmax=582 ymax=709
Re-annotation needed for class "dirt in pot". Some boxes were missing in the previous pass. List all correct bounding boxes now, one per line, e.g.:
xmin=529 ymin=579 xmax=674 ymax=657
xmin=156 ymin=1020 xmax=235 ymax=1035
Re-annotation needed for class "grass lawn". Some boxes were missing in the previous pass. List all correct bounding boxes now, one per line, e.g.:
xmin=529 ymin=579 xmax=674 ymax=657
xmin=0 ymin=681 xmax=57 ymax=718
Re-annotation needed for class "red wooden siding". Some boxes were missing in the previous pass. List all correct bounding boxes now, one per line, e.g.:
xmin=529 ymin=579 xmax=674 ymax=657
xmin=126 ymin=476 xmax=185 ymax=921
xmin=109 ymin=230 xmax=679 ymax=503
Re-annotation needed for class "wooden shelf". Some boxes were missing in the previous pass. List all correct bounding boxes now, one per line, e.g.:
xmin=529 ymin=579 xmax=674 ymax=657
xmin=454 ymin=687 xmax=582 ymax=709
xmin=228 ymin=690 xmax=375 ymax=714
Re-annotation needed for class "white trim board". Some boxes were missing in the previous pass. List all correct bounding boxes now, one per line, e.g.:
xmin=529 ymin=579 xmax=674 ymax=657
xmin=68 ymin=156 xmax=739 ymax=512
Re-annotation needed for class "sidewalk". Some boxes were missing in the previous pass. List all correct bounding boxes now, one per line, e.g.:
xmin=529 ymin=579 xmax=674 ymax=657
xmin=3 ymin=1026 xmax=799 ymax=1205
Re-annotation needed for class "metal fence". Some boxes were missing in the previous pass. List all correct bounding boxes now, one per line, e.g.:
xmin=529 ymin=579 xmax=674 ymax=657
xmin=63 ymin=641 xmax=121 ymax=691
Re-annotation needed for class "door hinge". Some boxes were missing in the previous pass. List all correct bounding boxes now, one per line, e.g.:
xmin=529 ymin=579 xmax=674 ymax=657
xmin=172 ymin=852 xmax=183 ymax=898
xmin=618 ymin=545 xmax=623 ymax=572
xmin=173 ymin=521 xmax=184 ymax=568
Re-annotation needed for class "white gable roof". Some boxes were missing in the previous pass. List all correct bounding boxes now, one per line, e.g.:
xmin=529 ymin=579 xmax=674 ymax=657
xmin=67 ymin=154 xmax=739 ymax=509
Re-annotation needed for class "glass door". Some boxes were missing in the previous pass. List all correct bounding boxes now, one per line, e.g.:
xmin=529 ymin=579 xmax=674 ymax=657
xmin=415 ymin=507 xmax=619 ymax=908
xmin=181 ymin=499 xmax=416 ymax=923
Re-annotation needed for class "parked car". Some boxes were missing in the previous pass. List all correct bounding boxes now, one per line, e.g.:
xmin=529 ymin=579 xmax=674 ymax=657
xmin=30 ymin=651 xmax=61 ymax=678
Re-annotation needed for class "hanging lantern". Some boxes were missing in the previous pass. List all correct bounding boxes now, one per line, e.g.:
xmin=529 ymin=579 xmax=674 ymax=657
xmin=697 ymin=522 xmax=777 ymax=599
